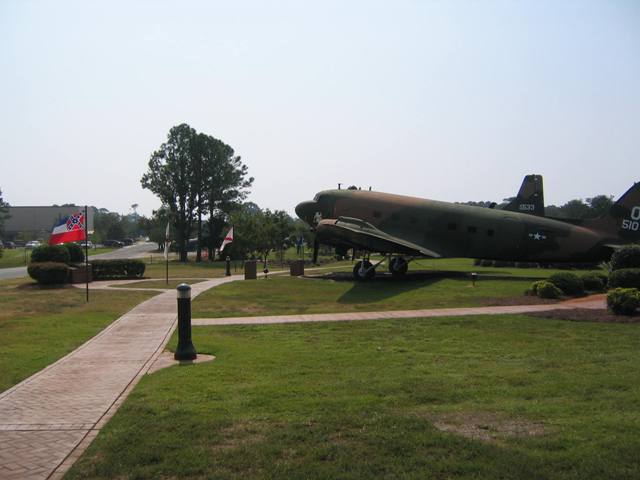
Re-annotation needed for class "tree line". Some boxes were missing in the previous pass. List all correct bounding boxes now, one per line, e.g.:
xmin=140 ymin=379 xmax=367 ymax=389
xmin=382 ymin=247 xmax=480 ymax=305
xmin=461 ymin=194 xmax=615 ymax=219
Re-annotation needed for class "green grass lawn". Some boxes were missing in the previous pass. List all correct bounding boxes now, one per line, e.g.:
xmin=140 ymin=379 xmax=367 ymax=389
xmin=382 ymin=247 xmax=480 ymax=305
xmin=0 ymin=278 xmax=156 ymax=391
xmin=143 ymin=261 xmax=228 ymax=279
xmin=66 ymin=314 xmax=640 ymax=479
xmin=0 ymin=248 xmax=31 ymax=268
xmin=191 ymin=275 xmax=540 ymax=318
xmin=113 ymin=278 xmax=208 ymax=289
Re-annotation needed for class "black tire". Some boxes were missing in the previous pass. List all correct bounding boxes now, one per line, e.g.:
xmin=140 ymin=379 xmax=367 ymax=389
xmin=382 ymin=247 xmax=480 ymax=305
xmin=353 ymin=260 xmax=375 ymax=281
xmin=389 ymin=257 xmax=408 ymax=275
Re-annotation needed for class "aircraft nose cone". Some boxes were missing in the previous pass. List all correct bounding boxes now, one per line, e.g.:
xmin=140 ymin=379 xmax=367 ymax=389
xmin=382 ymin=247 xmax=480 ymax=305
xmin=295 ymin=200 xmax=317 ymax=225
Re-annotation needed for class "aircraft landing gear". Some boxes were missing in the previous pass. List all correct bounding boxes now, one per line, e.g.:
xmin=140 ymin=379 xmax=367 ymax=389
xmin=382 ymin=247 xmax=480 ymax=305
xmin=353 ymin=260 xmax=375 ymax=281
xmin=353 ymin=255 xmax=386 ymax=281
xmin=388 ymin=256 xmax=409 ymax=276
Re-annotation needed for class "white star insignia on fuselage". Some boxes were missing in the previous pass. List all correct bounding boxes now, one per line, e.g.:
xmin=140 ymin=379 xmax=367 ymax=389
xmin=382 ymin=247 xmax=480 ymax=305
xmin=528 ymin=232 xmax=547 ymax=241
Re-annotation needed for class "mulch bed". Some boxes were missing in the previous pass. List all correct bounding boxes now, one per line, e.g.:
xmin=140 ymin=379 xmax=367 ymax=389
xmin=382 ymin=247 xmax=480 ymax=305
xmin=528 ymin=308 xmax=640 ymax=324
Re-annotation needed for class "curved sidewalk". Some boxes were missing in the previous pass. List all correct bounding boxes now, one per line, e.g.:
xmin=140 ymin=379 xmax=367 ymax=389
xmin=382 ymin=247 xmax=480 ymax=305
xmin=192 ymin=295 xmax=607 ymax=326
xmin=0 ymin=274 xmax=243 ymax=480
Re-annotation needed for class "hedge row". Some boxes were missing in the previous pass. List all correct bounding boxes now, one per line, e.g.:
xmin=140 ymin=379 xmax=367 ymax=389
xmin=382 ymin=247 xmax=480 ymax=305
xmin=474 ymin=259 xmax=600 ymax=269
xmin=91 ymin=259 xmax=145 ymax=280
xmin=27 ymin=262 xmax=69 ymax=284
xmin=30 ymin=243 xmax=85 ymax=263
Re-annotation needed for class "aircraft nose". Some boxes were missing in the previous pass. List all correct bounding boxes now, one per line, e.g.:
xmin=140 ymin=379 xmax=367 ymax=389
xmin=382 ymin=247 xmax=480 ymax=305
xmin=295 ymin=200 xmax=317 ymax=225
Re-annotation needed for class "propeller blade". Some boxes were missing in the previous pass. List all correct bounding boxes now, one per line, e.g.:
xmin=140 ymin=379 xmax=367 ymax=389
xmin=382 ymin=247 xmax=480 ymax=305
xmin=313 ymin=240 xmax=319 ymax=265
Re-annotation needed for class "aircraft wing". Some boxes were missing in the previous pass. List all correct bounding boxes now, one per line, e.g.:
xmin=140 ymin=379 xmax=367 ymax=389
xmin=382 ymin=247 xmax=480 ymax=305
xmin=316 ymin=217 xmax=442 ymax=258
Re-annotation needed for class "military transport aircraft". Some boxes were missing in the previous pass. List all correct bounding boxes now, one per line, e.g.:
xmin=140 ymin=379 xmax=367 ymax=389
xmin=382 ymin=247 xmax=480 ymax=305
xmin=295 ymin=181 xmax=640 ymax=280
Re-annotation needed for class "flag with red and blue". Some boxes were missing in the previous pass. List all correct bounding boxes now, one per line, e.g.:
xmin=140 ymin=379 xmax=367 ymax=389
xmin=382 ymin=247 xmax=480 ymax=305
xmin=48 ymin=212 xmax=86 ymax=245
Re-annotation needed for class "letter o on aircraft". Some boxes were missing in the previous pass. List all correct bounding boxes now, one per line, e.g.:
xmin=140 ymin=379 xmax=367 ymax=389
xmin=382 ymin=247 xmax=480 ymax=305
xmin=632 ymin=206 xmax=640 ymax=221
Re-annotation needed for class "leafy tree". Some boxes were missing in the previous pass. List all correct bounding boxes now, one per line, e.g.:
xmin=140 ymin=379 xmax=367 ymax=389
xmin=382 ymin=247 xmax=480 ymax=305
xmin=560 ymin=199 xmax=590 ymax=218
xmin=142 ymin=125 xmax=253 ymax=262
xmin=204 ymin=138 xmax=253 ymax=260
xmin=141 ymin=124 xmax=199 ymax=261
xmin=0 ymin=188 xmax=9 ymax=238
xmin=138 ymin=207 xmax=170 ymax=251
xmin=586 ymin=195 xmax=614 ymax=218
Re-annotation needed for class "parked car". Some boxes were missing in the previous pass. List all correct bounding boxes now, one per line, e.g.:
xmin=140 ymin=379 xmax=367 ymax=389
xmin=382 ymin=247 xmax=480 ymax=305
xmin=77 ymin=240 xmax=93 ymax=249
xmin=122 ymin=238 xmax=134 ymax=246
xmin=25 ymin=240 xmax=41 ymax=248
xmin=3 ymin=241 xmax=16 ymax=249
xmin=104 ymin=239 xmax=124 ymax=248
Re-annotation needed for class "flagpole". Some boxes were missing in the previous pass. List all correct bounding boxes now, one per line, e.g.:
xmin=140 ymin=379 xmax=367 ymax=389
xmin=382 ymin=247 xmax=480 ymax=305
xmin=165 ymin=221 xmax=170 ymax=286
xmin=84 ymin=205 xmax=89 ymax=303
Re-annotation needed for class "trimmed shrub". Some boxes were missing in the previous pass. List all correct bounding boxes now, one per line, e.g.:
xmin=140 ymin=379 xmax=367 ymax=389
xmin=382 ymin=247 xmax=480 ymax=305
xmin=608 ymin=268 xmax=640 ymax=289
xmin=581 ymin=272 xmax=607 ymax=292
xmin=91 ymin=259 xmax=145 ymax=280
xmin=548 ymin=272 xmax=584 ymax=295
xmin=30 ymin=244 xmax=70 ymax=263
xmin=610 ymin=244 xmax=640 ymax=271
xmin=65 ymin=243 xmax=85 ymax=263
xmin=606 ymin=288 xmax=640 ymax=315
xmin=530 ymin=280 xmax=547 ymax=296
xmin=536 ymin=281 xmax=562 ymax=299
xmin=28 ymin=262 xmax=69 ymax=284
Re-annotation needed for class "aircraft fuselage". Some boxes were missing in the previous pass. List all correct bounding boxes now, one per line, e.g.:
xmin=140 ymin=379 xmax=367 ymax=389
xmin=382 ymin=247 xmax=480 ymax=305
xmin=297 ymin=189 xmax=616 ymax=262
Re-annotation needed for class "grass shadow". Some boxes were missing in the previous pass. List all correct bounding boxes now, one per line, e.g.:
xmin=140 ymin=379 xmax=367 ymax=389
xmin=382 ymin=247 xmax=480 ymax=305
xmin=323 ymin=270 xmax=469 ymax=304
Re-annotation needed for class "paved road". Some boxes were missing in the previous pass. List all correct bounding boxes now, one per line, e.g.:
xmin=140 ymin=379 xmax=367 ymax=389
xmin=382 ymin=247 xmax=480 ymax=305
xmin=0 ymin=243 xmax=158 ymax=281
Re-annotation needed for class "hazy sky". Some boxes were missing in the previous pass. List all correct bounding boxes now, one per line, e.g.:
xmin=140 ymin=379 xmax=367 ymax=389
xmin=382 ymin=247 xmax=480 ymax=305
xmin=1 ymin=0 xmax=638 ymax=217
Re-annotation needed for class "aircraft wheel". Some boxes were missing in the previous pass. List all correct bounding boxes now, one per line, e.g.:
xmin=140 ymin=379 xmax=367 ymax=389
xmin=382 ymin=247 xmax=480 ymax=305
xmin=353 ymin=260 xmax=375 ymax=281
xmin=389 ymin=256 xmax=408 ymax=276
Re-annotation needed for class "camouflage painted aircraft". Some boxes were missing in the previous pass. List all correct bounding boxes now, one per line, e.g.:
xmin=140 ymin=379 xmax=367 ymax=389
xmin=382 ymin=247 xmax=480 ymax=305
xmin=295 ymin=181 xmax=640 ymax=280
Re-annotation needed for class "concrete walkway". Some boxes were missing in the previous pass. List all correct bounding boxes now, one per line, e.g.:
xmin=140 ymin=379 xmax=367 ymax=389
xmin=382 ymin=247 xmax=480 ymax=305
xmin=0 ymin=274 xmax=244 ymax=480
xmin=193 ymin=295 xmax=607 ymax=326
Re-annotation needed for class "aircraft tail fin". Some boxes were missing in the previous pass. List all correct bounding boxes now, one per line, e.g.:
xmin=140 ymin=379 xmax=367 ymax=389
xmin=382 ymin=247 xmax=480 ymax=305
xmin=503 ymin=174 xmax=545 ymax=216
xmin=592 ymin=182 xmax=640 ymax=242
xmin=602 ymin=182 xmax=640 ymax=240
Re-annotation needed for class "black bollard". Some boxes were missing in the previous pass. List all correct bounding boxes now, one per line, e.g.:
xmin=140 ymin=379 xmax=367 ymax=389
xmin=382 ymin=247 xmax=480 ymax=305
xmin=471 ymin=272 xmax=478 ymax=286
xmin=225 ymin=256 xmax=231 ymax=276
xmin=174 ymin=283 xmax=197 ymax=361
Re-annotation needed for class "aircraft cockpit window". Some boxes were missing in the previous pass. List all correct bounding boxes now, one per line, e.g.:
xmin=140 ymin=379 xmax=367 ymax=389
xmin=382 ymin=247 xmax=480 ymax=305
xmin=313 ymin=194 xmax=321 ymax=202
